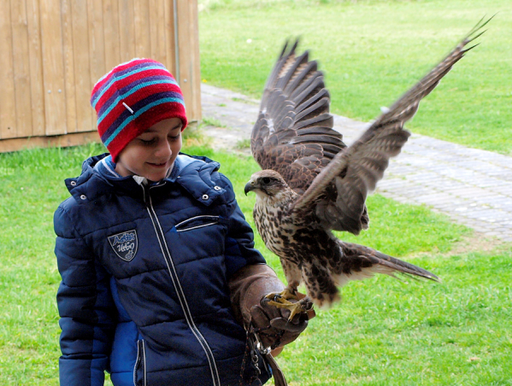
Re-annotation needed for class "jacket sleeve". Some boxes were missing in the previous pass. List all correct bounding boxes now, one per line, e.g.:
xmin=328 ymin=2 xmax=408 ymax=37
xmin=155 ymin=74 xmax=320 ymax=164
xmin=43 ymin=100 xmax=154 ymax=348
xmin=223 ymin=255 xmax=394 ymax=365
xmin=219 ymin=173 xmax=267 ymax=278
xmin=54 ymin=205 xmax=117 ymax=386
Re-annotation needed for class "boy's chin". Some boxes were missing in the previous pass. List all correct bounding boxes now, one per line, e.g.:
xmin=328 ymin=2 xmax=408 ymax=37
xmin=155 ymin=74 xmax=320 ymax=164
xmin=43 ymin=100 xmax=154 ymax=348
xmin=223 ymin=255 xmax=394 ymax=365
xmin=144 ymin=167 xmax=173 ymax=182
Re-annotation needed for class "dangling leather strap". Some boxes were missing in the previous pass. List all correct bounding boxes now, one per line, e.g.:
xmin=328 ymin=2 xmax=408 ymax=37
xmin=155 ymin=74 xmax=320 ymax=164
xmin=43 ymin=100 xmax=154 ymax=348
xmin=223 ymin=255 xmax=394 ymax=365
xmin=248 ymin=323 xmax=288 ymax=386
xmin=263 ymin=352 xmax=288 ymax=386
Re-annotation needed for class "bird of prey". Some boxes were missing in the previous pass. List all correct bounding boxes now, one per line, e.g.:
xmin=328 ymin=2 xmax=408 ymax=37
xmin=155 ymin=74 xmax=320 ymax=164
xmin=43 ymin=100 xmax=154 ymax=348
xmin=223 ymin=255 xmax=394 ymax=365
xmin=244 ymin=18 xmax=490 ymax=319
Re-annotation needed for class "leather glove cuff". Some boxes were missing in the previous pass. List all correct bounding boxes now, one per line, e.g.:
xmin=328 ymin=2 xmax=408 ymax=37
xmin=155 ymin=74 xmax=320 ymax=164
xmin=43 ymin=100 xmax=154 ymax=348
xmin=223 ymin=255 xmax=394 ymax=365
xmin=229 ymin=264 xmax=310 ymax=349
xmin=229 ymin=264 xmax=285 ymax=329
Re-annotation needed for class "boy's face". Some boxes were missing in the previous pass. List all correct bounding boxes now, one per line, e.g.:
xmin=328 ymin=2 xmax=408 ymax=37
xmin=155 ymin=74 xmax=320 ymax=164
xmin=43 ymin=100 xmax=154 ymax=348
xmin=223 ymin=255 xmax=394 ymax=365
xmin=115 ymin=118 xmax=183 ymax=182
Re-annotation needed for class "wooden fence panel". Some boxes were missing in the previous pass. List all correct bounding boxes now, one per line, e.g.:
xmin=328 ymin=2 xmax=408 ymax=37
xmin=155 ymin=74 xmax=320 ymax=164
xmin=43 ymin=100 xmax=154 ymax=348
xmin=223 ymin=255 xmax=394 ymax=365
xmin=40 ymin=0 xmax=68 ymax=136
xmin=0 ymin=0 xmax=17 ymax=140
xmin=104 ymin=0 xmax=122 ymax=69
xmin=71 ymin=0 xmax=95 ymax=135
xmin=27 ymin=0 xmax=46 ymax=137
xmin=11 ymin=0 xmax=32 ymax=139
xmin=176 ymin=0 xmax=201 ymax=123
xmin=118 ymin=0 xmax=137 ymax=61
xmin=0 ymin=0 xmax=201 ymax=153
xmin=134 ymin=1 xmax=151 ymax=59
xmin=61 ymin=0 xmax=77 ymax=134
xmin=89 ymin=0 xmax=107 ymax=86
xmin=164 ymin=0 xmax=177 ymax=75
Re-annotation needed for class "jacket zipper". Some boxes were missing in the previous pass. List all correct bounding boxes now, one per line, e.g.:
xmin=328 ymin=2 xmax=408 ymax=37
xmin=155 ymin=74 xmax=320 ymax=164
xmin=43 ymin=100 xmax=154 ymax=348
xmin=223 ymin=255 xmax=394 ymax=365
xmin=142 ymin=184 xmax=221 ymax=386
xmin=133 ymin=339 xmax=147 ymax=386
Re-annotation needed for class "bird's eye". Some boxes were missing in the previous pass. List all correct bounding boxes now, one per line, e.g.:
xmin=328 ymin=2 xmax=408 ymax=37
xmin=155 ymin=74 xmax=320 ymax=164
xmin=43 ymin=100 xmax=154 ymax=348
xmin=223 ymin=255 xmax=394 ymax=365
xmin=262 ymin=177 xmax=271 ymax=184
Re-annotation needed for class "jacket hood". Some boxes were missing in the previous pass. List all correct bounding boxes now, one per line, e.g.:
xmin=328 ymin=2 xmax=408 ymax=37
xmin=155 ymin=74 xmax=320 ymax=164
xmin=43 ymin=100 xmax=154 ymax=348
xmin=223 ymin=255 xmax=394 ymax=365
xmin=64 ymin=153 xmax=226 ymax=206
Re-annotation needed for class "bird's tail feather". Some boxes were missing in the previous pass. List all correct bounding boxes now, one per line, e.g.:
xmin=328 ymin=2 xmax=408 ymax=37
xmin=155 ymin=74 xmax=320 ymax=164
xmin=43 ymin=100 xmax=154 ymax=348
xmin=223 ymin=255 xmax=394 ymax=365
xmin=333 ymin=241 xmax=440 ymax=287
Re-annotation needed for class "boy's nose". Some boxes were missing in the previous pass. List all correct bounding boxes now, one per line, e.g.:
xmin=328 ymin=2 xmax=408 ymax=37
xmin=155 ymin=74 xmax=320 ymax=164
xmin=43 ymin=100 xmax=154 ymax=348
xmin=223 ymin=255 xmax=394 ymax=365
xmin=155 ymin=140 xmax=172 ymax=158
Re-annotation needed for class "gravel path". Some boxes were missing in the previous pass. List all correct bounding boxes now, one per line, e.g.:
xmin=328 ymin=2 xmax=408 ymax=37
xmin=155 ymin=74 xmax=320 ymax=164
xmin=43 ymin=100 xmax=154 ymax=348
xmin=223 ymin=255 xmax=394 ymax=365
xmin=201 ymin=84 xmax=512 ymax=243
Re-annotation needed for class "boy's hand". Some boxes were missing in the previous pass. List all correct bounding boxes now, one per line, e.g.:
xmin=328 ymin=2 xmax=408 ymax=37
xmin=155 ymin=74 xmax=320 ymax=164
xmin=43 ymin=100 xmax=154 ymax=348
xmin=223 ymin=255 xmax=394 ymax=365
xmin=229 ymin=264 xmax=314 ymax=351
xmin=250 ymin=296 xmax=313 ymax=350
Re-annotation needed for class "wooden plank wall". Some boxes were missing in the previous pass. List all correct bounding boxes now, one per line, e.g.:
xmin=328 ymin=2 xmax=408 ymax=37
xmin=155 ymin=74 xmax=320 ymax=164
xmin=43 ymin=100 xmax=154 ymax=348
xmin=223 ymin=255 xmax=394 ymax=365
xmin=0 ymin=0 xmax=201 ymax=153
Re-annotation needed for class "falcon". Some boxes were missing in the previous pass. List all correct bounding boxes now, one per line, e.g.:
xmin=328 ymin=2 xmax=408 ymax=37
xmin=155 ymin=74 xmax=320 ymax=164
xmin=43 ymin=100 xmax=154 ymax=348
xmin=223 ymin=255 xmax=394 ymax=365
xmin=244 ymin=18 xmax=490 ymax=319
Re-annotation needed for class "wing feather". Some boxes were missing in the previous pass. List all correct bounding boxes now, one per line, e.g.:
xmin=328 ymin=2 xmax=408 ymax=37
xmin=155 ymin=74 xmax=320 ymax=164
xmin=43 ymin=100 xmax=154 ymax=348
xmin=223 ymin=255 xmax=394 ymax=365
xmin=251 ymin=18 xmax=490 ymax=235
xmin=251 ymin=39 xmax=346 ymax=193
xmin=291 ymin=17 xmax=491 ymax=234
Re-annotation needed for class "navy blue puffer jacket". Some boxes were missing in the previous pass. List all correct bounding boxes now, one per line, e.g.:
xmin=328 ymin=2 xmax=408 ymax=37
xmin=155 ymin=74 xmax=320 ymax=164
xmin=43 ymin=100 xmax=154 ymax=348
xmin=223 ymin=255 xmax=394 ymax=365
xmin=55 ymin=153 xmax=271 ymax=386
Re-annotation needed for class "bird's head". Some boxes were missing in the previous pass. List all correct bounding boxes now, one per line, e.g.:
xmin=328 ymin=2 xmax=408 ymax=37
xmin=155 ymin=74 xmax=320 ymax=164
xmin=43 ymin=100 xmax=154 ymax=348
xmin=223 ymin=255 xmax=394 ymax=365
xmin=244 ymin=170 xmax=291 ymax=201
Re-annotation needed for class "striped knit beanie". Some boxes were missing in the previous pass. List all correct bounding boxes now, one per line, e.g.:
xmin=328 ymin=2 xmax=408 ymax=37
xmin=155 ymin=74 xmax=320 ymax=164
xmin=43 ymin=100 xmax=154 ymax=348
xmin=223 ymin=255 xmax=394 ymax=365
xmin=90 ymin=58 xmax=187 ymax=162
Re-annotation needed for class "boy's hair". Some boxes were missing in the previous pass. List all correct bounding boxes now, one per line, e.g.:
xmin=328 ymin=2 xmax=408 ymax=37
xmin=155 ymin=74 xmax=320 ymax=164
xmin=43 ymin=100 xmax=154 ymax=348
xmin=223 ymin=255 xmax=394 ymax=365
xmin=90 ymin=58 xmax=188 ymax=162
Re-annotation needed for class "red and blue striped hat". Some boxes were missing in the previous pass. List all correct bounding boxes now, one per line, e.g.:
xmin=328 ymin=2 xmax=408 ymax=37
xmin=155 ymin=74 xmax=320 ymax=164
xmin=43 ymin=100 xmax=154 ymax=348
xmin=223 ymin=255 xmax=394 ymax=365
xmin=91 ymin=58 xmax=187 ymax=161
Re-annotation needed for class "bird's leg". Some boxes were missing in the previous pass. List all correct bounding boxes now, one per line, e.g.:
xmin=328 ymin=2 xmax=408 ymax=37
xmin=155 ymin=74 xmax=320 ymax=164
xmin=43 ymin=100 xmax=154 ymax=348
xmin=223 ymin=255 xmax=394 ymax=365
xmin=265 ymin=285 xmax=313 ymax=321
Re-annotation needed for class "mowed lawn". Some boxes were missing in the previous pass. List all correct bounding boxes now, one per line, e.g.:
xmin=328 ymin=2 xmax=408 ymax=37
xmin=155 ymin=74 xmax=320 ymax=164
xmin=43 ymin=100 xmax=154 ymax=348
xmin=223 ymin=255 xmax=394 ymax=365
xmin=1 ymin=143 xmax=511 ymax=385
xmin=1 ymin=1 xmax=511 ymax=384
xmin=198 ymin=0 xmax=512 ymax=155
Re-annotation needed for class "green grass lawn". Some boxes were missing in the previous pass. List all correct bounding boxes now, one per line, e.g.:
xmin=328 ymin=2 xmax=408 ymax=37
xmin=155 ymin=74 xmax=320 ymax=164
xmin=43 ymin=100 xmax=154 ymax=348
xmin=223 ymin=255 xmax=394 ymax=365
xmin=198 ymin=0 xmax=512 ymax=155
xmin=1 ymin=142 xmax=510 ymax=385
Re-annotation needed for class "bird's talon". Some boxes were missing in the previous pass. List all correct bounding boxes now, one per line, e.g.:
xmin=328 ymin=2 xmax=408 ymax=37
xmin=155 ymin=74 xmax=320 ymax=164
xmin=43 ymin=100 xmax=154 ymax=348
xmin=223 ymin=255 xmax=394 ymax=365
xmin=265 ymin=289 xmax=313 ymax=321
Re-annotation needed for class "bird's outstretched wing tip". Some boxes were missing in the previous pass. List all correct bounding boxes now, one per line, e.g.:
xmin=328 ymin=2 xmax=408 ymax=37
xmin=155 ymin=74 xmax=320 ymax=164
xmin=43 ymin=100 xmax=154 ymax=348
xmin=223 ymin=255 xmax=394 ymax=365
xmin=467 ymin=14 xmax=495 ymax=37
xmin=278 ymin=37 xmax=301 ymax=59
xmin=458 ymin=14 xmax=494 ymax=53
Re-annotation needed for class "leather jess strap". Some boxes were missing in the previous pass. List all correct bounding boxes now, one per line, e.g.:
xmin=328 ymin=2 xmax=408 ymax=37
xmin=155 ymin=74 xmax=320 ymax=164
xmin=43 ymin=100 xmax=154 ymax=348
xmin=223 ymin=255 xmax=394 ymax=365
xmin=263 ymin=352 xmax=287 ymax=386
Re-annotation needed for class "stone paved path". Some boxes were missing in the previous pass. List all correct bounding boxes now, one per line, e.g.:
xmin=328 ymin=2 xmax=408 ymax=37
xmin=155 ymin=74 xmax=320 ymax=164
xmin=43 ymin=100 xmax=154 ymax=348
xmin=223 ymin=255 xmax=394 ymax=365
xmin=201 ymin=84 xmax=512 ymax=242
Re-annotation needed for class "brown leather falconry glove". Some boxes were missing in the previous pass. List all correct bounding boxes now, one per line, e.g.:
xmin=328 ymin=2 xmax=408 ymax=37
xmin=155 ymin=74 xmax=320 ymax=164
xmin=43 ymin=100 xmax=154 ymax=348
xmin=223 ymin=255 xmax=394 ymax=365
xmin=229 ymin=264 xmax=310 ymax=350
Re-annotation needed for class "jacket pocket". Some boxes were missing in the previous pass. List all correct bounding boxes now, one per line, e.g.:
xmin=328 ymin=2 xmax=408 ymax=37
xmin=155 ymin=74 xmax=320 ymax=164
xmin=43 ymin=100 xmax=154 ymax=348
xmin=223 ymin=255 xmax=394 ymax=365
xmin=133 ymin=339 xmax=147 ymax=386
xmin=174 ymin=215 xmax=220 ymax=233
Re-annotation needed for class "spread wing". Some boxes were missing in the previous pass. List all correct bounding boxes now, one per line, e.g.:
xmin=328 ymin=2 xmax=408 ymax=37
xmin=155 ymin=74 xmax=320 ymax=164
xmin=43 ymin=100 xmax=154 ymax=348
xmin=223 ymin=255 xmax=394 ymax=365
xmin=294 ymin=17 xmax=490 ymax=234
xmin=250 ymin=40 xmax=346 ymax=195
xmin=252 ymin=17 xmax=490 ymax=235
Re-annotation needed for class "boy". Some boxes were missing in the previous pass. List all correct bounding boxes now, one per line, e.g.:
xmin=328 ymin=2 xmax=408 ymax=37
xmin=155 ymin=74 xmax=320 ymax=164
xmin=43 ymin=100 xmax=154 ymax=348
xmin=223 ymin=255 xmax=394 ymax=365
xmin=54 ymin=58 xmax=308 ymax=386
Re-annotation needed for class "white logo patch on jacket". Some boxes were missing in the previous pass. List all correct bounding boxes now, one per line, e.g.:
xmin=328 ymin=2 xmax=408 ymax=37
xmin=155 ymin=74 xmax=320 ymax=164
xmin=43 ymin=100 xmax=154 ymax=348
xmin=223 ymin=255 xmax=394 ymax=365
xmin=108 ymin=230 xmax=138 ymax=262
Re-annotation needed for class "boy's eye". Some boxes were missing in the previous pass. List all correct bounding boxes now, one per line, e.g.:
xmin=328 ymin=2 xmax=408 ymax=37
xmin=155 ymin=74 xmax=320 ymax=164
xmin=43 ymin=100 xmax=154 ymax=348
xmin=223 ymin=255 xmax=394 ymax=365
xmin=139 ymin=138 xmax=157 ymax=145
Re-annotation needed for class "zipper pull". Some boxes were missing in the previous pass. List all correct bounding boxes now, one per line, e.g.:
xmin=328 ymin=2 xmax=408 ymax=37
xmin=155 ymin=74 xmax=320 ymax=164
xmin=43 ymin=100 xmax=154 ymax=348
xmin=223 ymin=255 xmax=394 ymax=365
xmin=139 ymin=182 xmax=150 ymax=205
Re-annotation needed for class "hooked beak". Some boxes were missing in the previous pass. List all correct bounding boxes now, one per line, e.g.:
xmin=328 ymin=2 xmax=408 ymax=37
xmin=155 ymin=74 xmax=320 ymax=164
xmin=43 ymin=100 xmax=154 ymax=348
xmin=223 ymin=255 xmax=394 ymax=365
xmin=244 ymin=181 xmax=255 ymax=196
